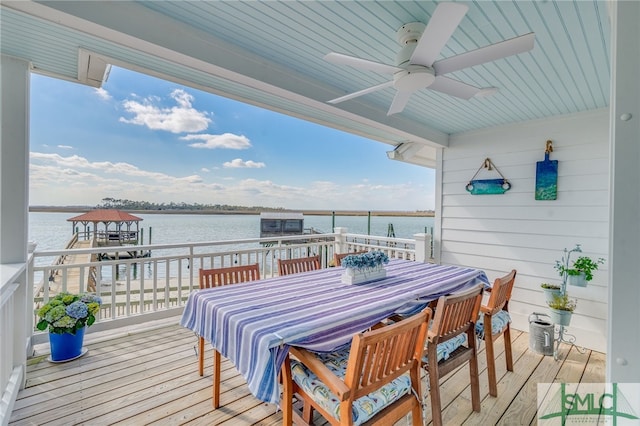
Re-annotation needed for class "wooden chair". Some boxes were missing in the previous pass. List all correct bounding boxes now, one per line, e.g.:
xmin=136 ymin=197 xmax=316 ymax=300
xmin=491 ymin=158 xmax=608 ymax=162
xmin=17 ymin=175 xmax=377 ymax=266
xmin=333 ymin=250 xmax=367 ymax=267
xmin=277 ymin=255 xmax=320 ymax=276
xmin=282 ymin=308 xmax=431 ymax=426
xmin=476 ymin=269 xmax=517 ymax=397
xmin=197 ymin=263 xmax=260 ymax=407
xmin=422 ymin=283 xmax=484 ymax=426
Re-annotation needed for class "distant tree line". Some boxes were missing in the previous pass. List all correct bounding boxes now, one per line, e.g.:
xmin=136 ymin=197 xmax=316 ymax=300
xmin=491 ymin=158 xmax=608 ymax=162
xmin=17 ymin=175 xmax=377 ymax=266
xmin=97 ymin=197 xmax=286 ymax=212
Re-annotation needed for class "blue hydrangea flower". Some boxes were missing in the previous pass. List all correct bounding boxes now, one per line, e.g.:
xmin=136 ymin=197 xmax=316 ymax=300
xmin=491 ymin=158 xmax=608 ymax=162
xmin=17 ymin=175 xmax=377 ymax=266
xmin=66 ymin=301 xmax=88 ymax=319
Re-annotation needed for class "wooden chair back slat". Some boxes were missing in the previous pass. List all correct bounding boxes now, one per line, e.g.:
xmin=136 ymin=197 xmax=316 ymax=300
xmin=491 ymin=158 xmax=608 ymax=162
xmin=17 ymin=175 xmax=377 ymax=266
xmin=430 ymin=283 xmax=484 ymax=344
xmin=199 ymin=263 xmax=261 ymax=289
xmin=277 ymin=255 xmax=320 ymax=276
xmin=333 ymin=250 xmax=367 ymax=267
xmin=484 ymin=269 xmax=517 ymax=315
xmin=348 ymin=309 xmax=430 ymax=400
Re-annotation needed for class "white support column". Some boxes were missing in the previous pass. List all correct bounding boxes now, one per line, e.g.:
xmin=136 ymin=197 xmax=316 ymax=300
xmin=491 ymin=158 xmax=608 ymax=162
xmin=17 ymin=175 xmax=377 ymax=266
xmin=413 ymin=233 xmax=432 ymax=263
xmin=607 ymin=1 xmax=640 ymax=382
xmin=0 ymin=54 xmax=31 ymax=418
xmin=433 ymin=147 xmax=444 ymax=263
xmin=0 ymin=55 xmax=30 ymax=263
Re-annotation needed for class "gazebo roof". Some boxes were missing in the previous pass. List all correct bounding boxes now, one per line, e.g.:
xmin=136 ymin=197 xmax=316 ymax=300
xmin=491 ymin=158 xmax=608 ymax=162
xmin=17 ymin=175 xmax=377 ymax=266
xmin=67 ymin=209 xmax=143 ymax=223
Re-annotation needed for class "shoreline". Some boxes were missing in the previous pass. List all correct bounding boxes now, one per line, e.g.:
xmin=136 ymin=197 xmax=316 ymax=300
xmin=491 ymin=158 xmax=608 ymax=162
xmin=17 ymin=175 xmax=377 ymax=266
xmin=29 ymin=206 xmax=434 ymax=217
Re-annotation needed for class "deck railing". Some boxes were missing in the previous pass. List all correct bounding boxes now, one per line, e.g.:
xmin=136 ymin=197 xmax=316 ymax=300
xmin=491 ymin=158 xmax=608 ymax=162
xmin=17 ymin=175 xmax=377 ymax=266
xmin=29 ymin=229 xmax=431 ymax=345
xmin=0 ymin=261 xmax=29 ymax=425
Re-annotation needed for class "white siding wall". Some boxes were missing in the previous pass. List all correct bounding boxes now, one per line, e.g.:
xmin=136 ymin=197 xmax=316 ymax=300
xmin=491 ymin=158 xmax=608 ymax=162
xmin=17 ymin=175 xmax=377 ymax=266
xmin=440 ymin=108 xmax=609 ymax=352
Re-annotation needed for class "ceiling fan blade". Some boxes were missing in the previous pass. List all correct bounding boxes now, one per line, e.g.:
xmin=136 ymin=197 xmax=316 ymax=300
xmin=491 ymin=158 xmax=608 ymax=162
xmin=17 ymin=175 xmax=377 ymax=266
xmin=327 ymin=80 xmax=394 ymax=104
xmin=433 ymin=32 xmax=535 ymax=75
xmin=410 ymin=2 xmax=469 ymax=67
xmin=387 ymin=90 xmax=413 ymax=115
xmin=324 ymin=52 xmax=400 ymax=75
xmin=429 ymin=76 xmax=481 ymax=99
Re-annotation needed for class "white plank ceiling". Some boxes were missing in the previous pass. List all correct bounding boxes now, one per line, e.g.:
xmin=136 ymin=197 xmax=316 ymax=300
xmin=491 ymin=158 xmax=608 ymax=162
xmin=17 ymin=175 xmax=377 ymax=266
xmin=1 ymin=1 xmax=610 ymax=162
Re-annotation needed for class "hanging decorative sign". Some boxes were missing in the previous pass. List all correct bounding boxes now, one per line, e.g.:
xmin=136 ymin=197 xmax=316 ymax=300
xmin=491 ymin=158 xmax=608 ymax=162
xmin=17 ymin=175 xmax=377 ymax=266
xmin=465 ymin=158 xmax=511 ymax=195
xmin=535 ymin=140 xmax=558 ymax=200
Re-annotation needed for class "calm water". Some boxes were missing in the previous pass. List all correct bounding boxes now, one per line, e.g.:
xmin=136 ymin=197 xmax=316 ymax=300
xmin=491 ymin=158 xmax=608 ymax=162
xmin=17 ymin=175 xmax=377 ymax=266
xmin=29 ymin=212 xmax=434 ymax=251
xmin=29 ymin=212 xmax=433 ymax=282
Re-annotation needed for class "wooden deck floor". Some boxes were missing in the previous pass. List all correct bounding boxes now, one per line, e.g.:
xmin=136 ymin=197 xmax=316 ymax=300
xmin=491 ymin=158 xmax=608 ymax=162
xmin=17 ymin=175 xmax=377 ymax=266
xmin=10 ymin=321 xmax=605 ymax=425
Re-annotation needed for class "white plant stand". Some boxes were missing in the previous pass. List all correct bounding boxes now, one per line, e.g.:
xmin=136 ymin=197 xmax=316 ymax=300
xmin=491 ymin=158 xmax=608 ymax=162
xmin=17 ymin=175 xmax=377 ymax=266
xmin=553 ymin=245 xmax=586 ymax=360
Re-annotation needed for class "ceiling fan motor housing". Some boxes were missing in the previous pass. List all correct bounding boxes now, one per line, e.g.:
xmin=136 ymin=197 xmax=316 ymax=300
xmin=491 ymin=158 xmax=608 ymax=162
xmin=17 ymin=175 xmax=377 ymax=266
xmin=396 ymin=22 xmax=426 ymax=66
xmin=396 ymin=22 xmax=426 ymax=46
xmin=393 ymin=65 xmax=435 ymax=91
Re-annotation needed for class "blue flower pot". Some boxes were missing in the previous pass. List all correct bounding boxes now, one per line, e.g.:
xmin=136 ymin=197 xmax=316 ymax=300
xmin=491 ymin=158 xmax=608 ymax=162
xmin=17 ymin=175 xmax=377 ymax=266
xmin=49 ymin=327 xmax=86 ymax=362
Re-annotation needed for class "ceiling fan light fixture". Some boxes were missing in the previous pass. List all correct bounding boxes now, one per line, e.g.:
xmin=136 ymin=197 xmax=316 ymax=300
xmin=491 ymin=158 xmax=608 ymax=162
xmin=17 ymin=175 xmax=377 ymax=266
xmin=393 ymin=66 xmax=435 ymax=91
xmin=474 ymin=87 xmax=499 ymax=98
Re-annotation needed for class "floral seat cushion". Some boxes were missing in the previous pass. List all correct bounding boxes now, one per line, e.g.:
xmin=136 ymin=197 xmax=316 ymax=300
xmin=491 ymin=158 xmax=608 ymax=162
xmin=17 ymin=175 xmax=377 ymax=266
xmin=290 ymin=349 xmax=412 ymax=425
xmin=421 ymin=333 xmax=468 ymax=365
xmin=475 ymin=310 xmax=511 ymax=339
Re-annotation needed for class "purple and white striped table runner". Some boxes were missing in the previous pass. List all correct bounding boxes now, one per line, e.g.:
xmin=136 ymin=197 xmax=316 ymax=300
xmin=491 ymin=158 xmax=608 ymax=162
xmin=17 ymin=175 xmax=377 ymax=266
xmin=180 ymin=259 xmax=488 ymax=404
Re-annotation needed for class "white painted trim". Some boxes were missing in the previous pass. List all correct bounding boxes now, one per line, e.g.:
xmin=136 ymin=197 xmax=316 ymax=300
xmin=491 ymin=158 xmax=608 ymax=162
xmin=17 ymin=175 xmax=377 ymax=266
xmin=606 ymin=0 xmax=640 ymax=382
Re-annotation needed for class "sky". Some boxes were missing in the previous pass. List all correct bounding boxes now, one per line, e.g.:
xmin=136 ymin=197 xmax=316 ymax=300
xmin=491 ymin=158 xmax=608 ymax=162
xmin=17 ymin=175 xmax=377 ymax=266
xmin=29 ymin=67 xmax=435 ymax=211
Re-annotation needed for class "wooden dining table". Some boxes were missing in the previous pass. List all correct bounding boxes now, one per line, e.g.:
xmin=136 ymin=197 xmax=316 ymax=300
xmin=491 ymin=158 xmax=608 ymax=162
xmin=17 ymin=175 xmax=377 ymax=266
xmin=180 ymin=258 xmax=489 ymax=405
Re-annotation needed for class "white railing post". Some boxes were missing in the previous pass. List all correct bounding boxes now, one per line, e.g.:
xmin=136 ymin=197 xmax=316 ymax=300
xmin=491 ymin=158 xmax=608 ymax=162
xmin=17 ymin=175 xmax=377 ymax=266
xmin=413 ymin=233 xmax=432 ymax=263
xmin=0 ymin=263 xmax=27 ymax=426
xmin=334 ymin=227 xmax=348 ymax=254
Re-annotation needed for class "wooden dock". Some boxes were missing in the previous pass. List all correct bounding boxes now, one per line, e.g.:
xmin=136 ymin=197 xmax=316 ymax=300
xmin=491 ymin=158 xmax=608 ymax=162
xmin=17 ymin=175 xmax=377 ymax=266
xmin=10 ymin=320 xmax=605 ymax=425
xmin=45 ymin=238 xmax=97 ymax=295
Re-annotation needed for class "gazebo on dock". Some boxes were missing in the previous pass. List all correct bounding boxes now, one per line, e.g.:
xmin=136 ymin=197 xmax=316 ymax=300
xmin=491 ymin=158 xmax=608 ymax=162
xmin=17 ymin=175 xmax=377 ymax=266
xmin=67 ymin=209 xmax=143 ymax=247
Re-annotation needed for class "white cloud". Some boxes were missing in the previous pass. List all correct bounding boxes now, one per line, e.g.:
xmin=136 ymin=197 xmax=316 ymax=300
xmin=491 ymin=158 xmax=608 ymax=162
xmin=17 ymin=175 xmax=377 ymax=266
xmin=57 ymin=145 xmax=73 ymax=150
xmin=29 ymin=152 xmax=225 ymax=205
xmin=223 ymin=158 xmax=266 ymax=168
xmin=94 ymin=87 xmax=112 ymax=101
xmin=119 ymin=89 xmax=211 ymax=133
xmin=181 ymin=133 xmax=251 ymax=150
xmin=31 ymin=152 xmax=195 ymax=182
xmin=28 ymin=152 xmax=434 ymax=210
xmin=201 ymin=167 xmax=211 ymax=173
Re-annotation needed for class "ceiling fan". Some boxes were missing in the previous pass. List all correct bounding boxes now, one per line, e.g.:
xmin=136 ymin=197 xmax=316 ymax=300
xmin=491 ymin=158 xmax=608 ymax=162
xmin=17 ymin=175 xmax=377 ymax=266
xmin=324 ymin=2 xmax=535 ymax=115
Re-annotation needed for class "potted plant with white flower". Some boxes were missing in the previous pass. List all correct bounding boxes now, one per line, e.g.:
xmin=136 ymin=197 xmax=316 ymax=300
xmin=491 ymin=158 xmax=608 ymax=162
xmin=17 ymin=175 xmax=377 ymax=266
xmin=37 ymin=292 xmax=102 ymax=362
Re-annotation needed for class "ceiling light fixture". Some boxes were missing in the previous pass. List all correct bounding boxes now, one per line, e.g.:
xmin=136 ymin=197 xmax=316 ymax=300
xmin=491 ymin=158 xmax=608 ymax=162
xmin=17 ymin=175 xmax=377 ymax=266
xmin=474 ymin=87 xmax=499 ymax=98
xmin=386 ymin=142 xmax=422 ymax=161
